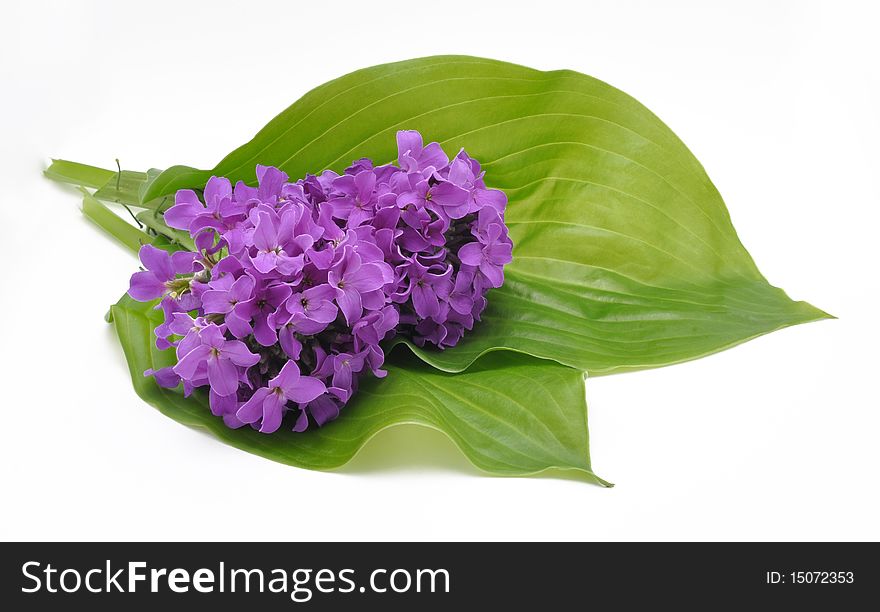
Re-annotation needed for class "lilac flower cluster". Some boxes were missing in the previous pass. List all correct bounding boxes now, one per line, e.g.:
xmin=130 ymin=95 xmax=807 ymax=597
xmin=128 ymin=130 xmax=512 ymax=433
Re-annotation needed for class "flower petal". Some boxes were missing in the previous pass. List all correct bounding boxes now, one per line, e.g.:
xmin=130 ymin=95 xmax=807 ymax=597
xmin=163 ymin=190 xmax=203 ymax=230
xmin=236 ymin=388 xmax=270 ymax=424
xmin=171 ymin=250 xmax=199 ymax=274
xmin=309 ymin=395 xmax=341 ymax=427
xmin=293 ymin=409 xmax=310 ymax=433
xmin=201 ymin=289 xmax=234 ymax=314
xmin=412 ymin=283 xmax=440 ymax=319
xmin=128 ymin=271 xmax=165 ymax=301
xmin=474 ymin=187 xmax=506 ymax=212
xmin=229 ymin=274 xmax=256 ymax=302
xmin=286 ymin=375 xmax=327 ymax=404
xmin=250 ymin=251 xmax=278 ymax=274
xmin=253 ymin=314 xmax=278 ymax=347
xmin=224 ymin=310 xmax=252 ymax=339
xmin=307 ymin=300 xmax=338 ymax=324
xmin=204 ymin=176 xmax=232 ymax=206
xmin=449 ymin=290 xmax=474 ymax=315
xmin=272 ymin=361 xmax=301 ymax=395
xmin=486 ymin=241 xmax=513 ymax=265
xmin=396 ymin=130 xmax=423 ymax=166
xmin=144 ymin=366 xmax=180 ymax=389
xmin=430 ymin=181 xmax=469 ymax=210
xmin=348 ymin=262 xmax=388 ymax=292
xmin=335 ymin=287 xmax=362 ymax=325
xmin=209 ymin=389 xmax=238 ymax=417
xmin=256 ymin=165 xmax=288 ymax=200
xmin=419 ymin=142 xmax=449 ymax=172
xmin=139 ymin=244 xmax=174 ymax=279
xmin=259 ymin=393 xmax=285 ymax=434
xmin=222 ymin=340 xmax=260 ymax=367
xmin=332 ymin=361 xmax=353 ymax=396
xmin=479 ymin=260 xmax=505 ymax=288
xmin=355 ymin=170 xmax=376 ymax=202
xmin=207 ymin=355 xmax=239 ymax=397
xmin=457 ymin=242 xmax=483 ymax=266
xmin=252 ymin=211 xmax=277 ymax=252
xmin=172 ymin=344 xmax=210 ymax=380
xmin=278 ymin=325 xmax=303 ymax=360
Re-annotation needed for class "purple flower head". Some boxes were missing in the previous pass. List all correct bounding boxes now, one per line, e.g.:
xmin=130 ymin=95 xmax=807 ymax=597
xmin=129 ymin=129 xmax=511 ymax=433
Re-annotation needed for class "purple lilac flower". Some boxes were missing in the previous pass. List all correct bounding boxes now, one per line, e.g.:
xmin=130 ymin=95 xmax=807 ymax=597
xmin=328 ymin=247 xmax=392 ymax=324
xmin=173 ymin=324 xmax=260 ymax=397
xmin=457 ymin=208 xmax=513 ymax=288
xmin=201 ymin=274 xmax=255 ymax=315
xmin=164 ymin=176 xmax=242 ymax=235
xmin=127 ymin=130 xmax=512 ymax=433
xmin=396 ymin=130 xmax=448 ymax=175
xmin=128 ymin=244 xmax=197 ymax=301
xmin=328 ymin=170 xmax=378 ymax=227
xmin=236 ymin=361 xmax=326 ymax=433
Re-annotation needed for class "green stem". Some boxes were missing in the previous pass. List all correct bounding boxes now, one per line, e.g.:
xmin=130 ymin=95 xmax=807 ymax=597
xmin=44 ymin=160 xmax=115 ymax=190
xmin=136 ymin=209 xmax=196 ymax=251
xmin=45 ymin=159 xmax=167 ymax=211
xmin=94 ymin=168 xmax=154 ymax=207
xmin=79 ymin=188 xmax=149 ymax=255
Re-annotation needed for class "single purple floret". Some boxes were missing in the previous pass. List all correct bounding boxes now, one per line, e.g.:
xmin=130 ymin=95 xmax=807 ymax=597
xmin=236 ymin=361 xmax=326 ymax=433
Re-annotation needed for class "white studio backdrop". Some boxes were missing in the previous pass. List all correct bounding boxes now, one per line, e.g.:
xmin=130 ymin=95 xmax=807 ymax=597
xmin=0 ymin=0 xmax=877 ymax=541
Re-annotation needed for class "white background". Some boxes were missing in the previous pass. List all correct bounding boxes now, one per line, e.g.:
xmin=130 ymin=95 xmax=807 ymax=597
xmin=1 ymin=0 xmax=877 ymax=541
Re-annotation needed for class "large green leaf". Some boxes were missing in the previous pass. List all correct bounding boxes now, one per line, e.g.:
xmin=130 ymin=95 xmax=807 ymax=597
xmin=128 ymin=55 xmax=828 ymax=374
xmin=110 ymin=294 xmax=607 ymax=483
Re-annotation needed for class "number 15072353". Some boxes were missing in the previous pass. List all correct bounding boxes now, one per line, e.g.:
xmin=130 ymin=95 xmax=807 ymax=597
xmin=766 ymin=571 xmax=854 ymax=584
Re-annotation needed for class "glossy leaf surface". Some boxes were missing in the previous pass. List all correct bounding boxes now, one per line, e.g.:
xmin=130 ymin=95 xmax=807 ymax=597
xmin=137 ymin=55 xmax=828 ymax=374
